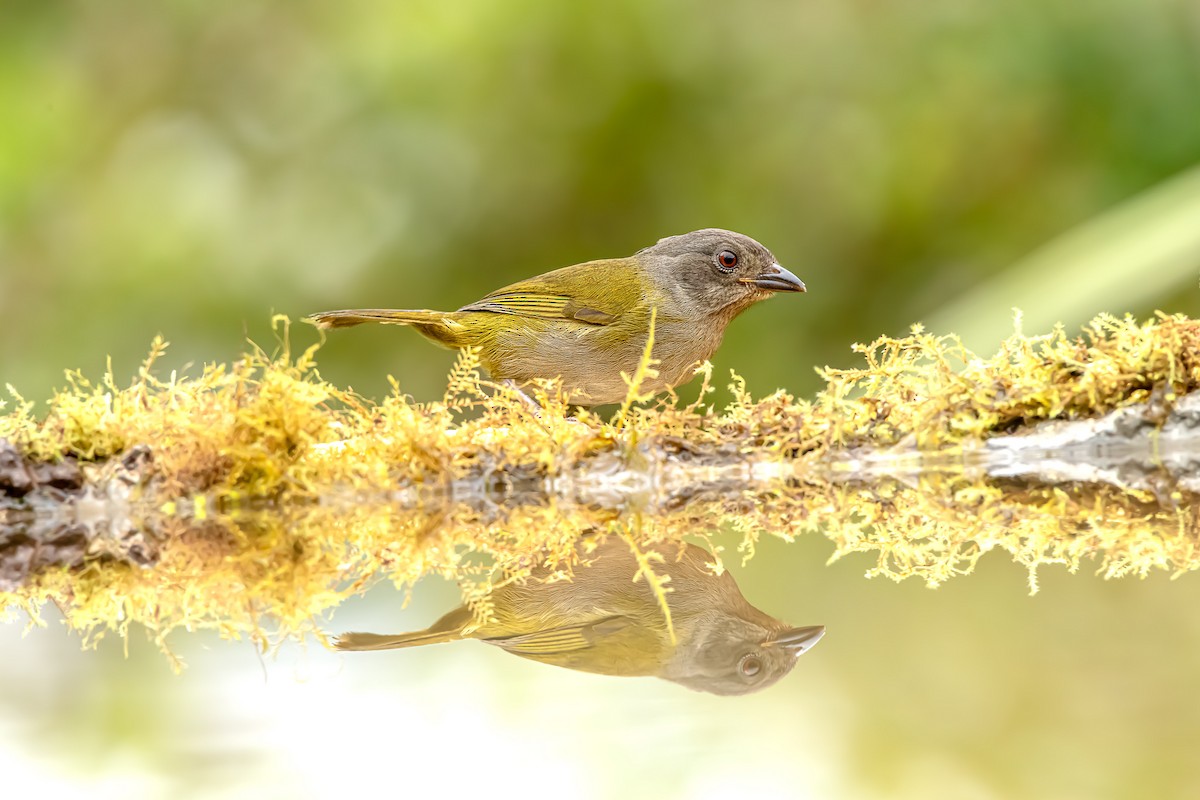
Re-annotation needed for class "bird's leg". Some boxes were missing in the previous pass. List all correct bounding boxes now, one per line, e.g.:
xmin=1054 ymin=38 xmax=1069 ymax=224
xmin=501 ymin=379 xmax=545 ymax=417
xmin=498 ymin=380 xmax=590 ymax=426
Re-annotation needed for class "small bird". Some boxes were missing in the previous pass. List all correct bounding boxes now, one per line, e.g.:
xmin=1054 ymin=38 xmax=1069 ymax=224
xmin=308 ymin=229 xmax=804 ymax=405
xmin=334 ymin=538 xmax=825 ymax=695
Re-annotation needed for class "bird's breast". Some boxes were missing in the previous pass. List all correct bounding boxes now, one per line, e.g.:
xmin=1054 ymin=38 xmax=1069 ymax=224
xmin=476 ymin=312 xmax=724 ymax=405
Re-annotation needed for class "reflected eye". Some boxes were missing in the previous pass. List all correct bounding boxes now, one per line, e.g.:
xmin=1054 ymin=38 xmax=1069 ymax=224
xmin=716 ymin=250 xmax=739 ymax=272
xmin=739 ymin=654 xmax=762 ymax=677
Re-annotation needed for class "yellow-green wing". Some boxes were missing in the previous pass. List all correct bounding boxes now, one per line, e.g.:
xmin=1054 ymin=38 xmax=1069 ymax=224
xmin=457 ymin=258 xmax=642 ymax=326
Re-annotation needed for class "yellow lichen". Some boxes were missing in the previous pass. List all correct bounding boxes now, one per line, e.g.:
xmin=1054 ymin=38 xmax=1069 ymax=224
xmin=1 ymin=311 xmax=1199 ymax=663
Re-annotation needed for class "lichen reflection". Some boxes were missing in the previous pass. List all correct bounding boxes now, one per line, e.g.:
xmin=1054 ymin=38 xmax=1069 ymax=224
xmin=335 ymin=537 xmax=824 ymax=695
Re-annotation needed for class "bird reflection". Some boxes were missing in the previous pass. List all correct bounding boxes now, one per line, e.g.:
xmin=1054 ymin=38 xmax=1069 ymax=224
xmin=336 ymin=538 xmax=824 ymax=695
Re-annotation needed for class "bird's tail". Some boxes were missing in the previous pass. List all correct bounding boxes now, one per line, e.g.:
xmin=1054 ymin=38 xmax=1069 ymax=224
xmin=307 ymin=308 xmax=446 ymax=329
xmin=306 ymin=308 xmax=468 ymax=347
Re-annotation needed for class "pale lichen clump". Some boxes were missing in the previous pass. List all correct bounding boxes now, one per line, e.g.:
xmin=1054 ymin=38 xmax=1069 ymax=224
xmin=1 ymin=312 xmax=1199 ymax=661
xmin=817 ymin=311 xmax=1200 ymax=450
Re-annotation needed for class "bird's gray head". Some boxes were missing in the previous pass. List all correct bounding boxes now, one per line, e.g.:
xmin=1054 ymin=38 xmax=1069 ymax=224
xmin=638 ymin=229 xmax=805 ymax=319
xmin=661 ymin=613 xmax=825 ymax=697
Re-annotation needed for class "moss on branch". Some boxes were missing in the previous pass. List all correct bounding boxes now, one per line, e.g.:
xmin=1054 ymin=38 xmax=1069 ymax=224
xmin=2 ymin=312 xmax=1199 ymax=662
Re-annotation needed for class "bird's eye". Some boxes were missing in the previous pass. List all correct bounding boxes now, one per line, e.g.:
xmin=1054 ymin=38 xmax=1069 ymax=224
xmin=716 ymin=250 xmax=739 ymax=272
xmin=739 ymin=654 xmax=762 ymax=678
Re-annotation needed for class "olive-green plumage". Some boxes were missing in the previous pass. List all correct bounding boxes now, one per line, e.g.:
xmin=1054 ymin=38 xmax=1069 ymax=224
xmin=334 ymin=538 xmax=825 ymax=696
xmin=308 ymin=229 xmax=805 ymax=405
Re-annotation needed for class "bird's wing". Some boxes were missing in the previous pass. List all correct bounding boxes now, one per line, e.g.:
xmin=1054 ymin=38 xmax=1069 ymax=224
xmin=486 ymin=616 xmax=632 ymax=656
xmin=456 ymin=259 xmax=641 ymax=326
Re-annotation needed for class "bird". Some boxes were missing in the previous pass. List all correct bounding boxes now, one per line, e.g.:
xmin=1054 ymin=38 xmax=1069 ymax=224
xmin=308 ymin=229 xmax=805 ymax=405
xmin=334 ymin=537 xmax=825 ymax=696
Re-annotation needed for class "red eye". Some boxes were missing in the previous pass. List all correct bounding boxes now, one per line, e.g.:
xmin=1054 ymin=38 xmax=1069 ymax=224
xmin=717 ymin=250 xmax=738 ymax=271
xmin=739 ymin=655 xmax=762 ymax=677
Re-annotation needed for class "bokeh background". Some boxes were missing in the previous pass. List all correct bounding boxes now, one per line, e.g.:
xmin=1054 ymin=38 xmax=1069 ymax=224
xmin=3 ymin=2 xmax=1200 ymax=798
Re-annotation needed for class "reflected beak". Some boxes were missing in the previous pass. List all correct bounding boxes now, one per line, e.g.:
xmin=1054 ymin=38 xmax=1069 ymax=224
xmin=744 ymin=263 xmax=806 ymax=293
xmin=764 ymin=625 xmax=825 ymax=656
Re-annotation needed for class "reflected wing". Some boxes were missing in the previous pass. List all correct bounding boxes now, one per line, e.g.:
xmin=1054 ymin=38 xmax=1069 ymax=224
xmin=457 ymin=258 xmax=640 ymax=326
xmin=485 ymin=616 xmax=632 ymax=656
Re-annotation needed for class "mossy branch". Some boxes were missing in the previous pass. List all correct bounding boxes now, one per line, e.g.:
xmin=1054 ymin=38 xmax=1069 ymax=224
xmin=3 ymin=311 xmax=1200 ymax=662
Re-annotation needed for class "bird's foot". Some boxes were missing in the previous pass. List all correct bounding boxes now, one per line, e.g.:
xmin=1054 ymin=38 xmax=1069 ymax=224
xmin=501 ymin=380 xmax=545 ymax=418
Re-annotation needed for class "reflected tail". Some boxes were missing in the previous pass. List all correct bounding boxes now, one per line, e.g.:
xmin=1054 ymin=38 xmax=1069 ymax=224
xmin=334 ymin=606 xmax=475 ymax=651
xmin=333 ymin=628 xmax=465 ymax=651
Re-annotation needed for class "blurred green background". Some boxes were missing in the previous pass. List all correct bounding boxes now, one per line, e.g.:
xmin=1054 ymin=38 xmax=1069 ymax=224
xmin=3 ymin=2 xmax=1200 ymax=799
xmin=3 ymin=0 xmax=1199 ymax=404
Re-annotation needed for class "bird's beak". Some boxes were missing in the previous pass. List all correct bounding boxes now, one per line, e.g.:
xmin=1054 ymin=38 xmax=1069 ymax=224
xmin=744 ymin=263 xmax=806 ymax=293
xmin=764 ymin=625 xmax=825 ymax=656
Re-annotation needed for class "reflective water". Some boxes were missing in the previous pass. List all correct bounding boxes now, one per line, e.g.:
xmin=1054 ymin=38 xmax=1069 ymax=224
xmin=4 ymin=477 xmax=1200 ymax=799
